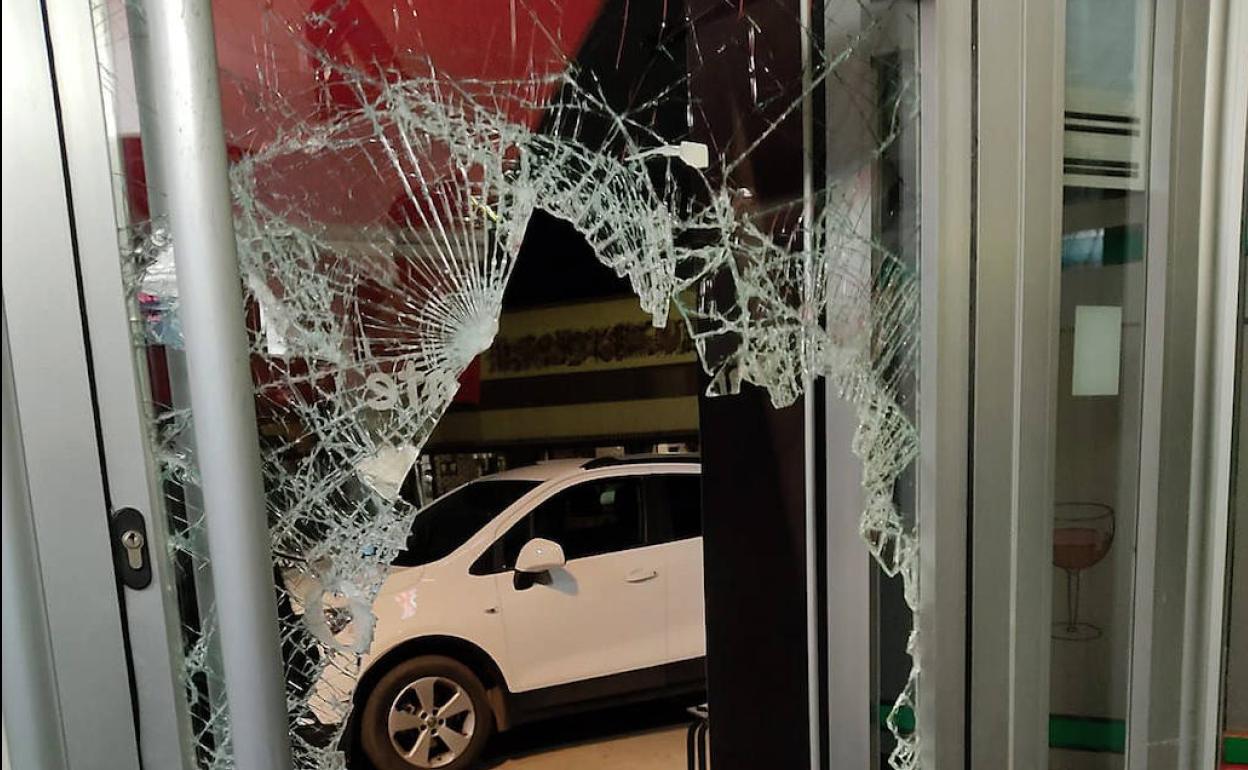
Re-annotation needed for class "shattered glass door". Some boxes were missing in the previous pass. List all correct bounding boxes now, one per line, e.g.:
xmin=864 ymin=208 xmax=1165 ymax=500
xmin=95 ymin=0 xmax=923 ymax=767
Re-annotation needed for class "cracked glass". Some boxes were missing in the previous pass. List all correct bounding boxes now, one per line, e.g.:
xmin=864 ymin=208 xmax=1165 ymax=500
xmin=98 ymin=1 xmax=923 ymax=767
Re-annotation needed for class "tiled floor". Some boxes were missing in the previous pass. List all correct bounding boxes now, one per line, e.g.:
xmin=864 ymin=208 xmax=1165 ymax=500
xmin=480 ymin=702 xmax=693 ymax=770
xmin=487 ymin=724 xmax=686 ymax=769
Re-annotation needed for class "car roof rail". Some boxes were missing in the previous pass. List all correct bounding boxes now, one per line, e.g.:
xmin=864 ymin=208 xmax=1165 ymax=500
xmin=580 ymin=453 xmax=701 ymax=470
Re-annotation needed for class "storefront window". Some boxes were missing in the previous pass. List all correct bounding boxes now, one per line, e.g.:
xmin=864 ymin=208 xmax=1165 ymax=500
xmin=100 ymin=0 xmax=924 ymax=767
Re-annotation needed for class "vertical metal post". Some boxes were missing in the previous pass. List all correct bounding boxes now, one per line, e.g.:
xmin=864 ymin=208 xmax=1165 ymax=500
xmin=123 ymin=0 xmax=230 ymax=743
xmin=800 ymin=1 xmax=823 ymax=767
xmin=130 ymin=1 xmax=293 ymax=767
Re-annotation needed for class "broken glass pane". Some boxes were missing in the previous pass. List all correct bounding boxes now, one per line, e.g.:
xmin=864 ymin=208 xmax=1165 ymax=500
xmin=104 ymin=1 xmax=923 ymax=766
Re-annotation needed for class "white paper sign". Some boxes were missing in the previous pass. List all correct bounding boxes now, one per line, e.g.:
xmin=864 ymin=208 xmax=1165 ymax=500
xmin=1072 ymin=305 xmax=1122 ymax=396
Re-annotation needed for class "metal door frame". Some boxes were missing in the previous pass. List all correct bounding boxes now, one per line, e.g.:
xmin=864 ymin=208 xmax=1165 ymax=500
xmin=1124 ymin=0 xmax=1205 ymax=765
xmin=1186 ymin=0 xmax=1247 ymax=764
xmin=7 ymin=0 xmax=299 ymax=766
xmin=40 ymin=0 xmax=199 ymax=766
xmin=915 ymin=0 xmax=974 ymax=768
xmin=968 ymin=0 xmax=1067 ymax=765
xmin=964 ymin=0 xmax=1241 ymax=767
xmin=18 ymin=0 xmax=1239 ymax=768
xmin=32 ymin=0 xmax=296 ymax=767
xmin=2 ymin=0 xmax=144 ymax=766
xmin=1125 ymin=1 xmax=1238 ymax=767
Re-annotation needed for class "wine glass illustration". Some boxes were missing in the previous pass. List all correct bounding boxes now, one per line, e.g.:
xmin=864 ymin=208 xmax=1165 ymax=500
xmin=1052 ymin=502 xmax=1115 ymax=641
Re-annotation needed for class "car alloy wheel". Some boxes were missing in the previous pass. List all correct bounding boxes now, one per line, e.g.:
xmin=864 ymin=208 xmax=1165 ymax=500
xmin=387 ymin=676 xmax=477 ymax=768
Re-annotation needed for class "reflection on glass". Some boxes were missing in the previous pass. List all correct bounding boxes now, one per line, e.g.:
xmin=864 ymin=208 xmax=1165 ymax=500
xmin=1051 ymin=0 xmax=1153 ymax=766
xmin=1052 ymin=503 xmax=1116 ymax=641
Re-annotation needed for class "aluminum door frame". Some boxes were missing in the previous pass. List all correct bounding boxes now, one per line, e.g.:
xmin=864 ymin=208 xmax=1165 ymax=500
xmin=968 ymin=0 xmax=1067 ymax=767
xmin=1 ymin=0 xmax=142 ymax=766
xmin=39 ymin=1 xmax=198 ymax=767
xmin=36 ymin=0 xmax=297 ymax=766
xmin=1203 ymin=1 xmax=1248 ymax=763
xmin=964 ymin=0 xmax=1240 ymax=767
xmin=915 ymin=0 xmax=975 ymax=768
xmin=1125 ymin=2 xmax=1234 ymax=767
xmin=1161 ymin=0 xmax=1247 ymax=765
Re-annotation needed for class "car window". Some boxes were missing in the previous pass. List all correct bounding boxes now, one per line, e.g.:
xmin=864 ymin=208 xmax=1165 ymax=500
xmin=470 ymin=513 xmax=530 ymax=575
xmin=530 ymin=477 xmax=644 ymax=561
xmin=645 ymin=473 xmax=702 ymax=543
xmin=391 ymin=479 xmax=539 ymax=567
xmin=484 ymin=477 xmax=645 ymax=570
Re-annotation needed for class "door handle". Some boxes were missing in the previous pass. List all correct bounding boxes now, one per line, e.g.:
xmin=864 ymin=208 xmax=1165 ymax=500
xmin=625 ymin=568 xmax=658 ymax=583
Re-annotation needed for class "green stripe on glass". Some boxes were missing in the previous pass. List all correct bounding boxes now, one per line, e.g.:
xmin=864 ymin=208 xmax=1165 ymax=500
xmin=869 ymin=707 xmax=1248 ymax=760
xmin=1225 ymin=735 xmax=1248 ymax=764
xmin=1048 ymin=714 xmax=1126 ymax=753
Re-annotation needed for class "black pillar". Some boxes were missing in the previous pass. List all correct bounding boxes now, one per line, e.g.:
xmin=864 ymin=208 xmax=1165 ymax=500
xmin=699 ymin=383 xmax=812 ymax=769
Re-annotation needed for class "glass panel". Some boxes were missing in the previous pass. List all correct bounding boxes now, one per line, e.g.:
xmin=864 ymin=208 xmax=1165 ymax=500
xmin=391 ymin=479 xmax=539 ymax=567
xmin=645 ymin=474 xmax=703 ymax=542
xmin=530 ymin=478 xmax=644 ymax=560
xmin=93 ymin=0 xmax=924 ymax=767
xmin=1221 ymin=154 xmax=1248 ymax=769
xmin=1051 ymin=0 xmax=1153 ymax=766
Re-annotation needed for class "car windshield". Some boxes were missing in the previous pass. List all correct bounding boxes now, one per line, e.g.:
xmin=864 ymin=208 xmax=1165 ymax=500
xmin=392 ymin=479 xmax=540 ymax=567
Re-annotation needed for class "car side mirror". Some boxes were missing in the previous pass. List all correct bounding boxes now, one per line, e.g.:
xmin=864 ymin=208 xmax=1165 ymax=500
xmin=515 ymin=538 xmax=565 ymax=574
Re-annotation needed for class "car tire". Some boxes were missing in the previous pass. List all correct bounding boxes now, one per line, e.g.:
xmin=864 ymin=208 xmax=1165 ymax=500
xmin=359 ymin=655 xmax=495 ymax=770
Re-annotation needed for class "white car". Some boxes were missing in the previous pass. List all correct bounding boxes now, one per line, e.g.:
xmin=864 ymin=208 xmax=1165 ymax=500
xmin=325 ymin=454 xmax=706 ymax=770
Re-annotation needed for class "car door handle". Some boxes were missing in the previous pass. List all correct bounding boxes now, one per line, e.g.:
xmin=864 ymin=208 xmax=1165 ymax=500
xmin=625 ymin=568 xmax=658 ymax=583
